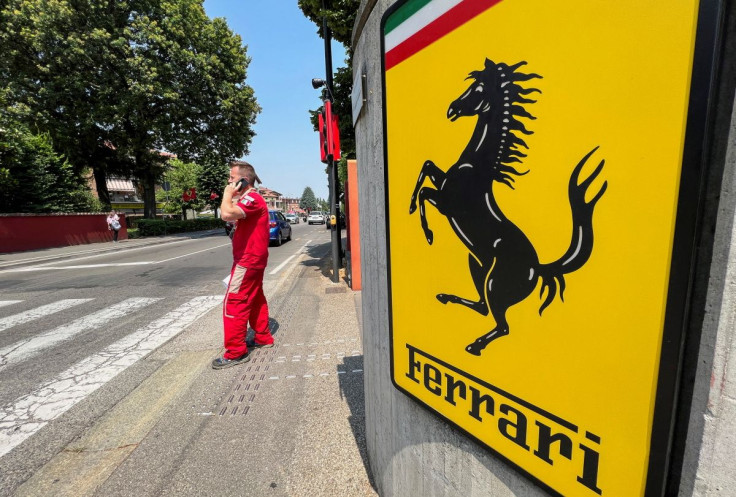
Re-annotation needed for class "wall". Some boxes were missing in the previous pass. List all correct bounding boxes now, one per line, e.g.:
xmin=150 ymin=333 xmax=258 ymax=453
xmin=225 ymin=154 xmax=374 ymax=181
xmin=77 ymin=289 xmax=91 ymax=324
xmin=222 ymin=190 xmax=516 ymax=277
xmin=352 ymin=0 xmax=736 ymax=496
xmin=0 ymin=214 xmax=127 ymax=253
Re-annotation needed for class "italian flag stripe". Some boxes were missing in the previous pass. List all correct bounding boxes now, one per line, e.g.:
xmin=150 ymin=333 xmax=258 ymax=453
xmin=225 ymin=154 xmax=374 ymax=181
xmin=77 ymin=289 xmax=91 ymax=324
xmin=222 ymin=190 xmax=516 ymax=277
xmin=384 ymin=0 xmax=455 ymax=37
xmin=384 ymin=0 xmax=504 ymax=71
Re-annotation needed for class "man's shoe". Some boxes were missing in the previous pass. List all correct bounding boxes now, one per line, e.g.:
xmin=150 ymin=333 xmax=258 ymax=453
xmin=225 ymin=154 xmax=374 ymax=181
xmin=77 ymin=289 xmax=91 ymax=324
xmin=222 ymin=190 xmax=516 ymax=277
xmin=247 ymin=340 xmax=274 ymax=349
xmin=211 ymin=352 xmax=251 ymax=370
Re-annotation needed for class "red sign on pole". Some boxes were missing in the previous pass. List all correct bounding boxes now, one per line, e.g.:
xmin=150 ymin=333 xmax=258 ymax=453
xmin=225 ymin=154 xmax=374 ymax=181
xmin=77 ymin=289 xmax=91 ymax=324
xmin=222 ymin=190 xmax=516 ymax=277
xmin=319 ymin=101 xmax=341 ymax=163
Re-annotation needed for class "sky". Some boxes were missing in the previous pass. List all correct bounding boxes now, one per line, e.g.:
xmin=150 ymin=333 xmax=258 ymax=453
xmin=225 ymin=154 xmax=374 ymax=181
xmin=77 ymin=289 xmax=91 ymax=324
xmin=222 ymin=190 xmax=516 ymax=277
xmin=202 ymin=0 xmax=348 ymax=201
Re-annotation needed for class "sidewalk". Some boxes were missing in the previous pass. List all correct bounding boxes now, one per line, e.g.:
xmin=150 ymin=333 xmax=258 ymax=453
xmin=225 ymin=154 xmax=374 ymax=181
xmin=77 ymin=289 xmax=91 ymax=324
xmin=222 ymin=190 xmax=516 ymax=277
xmin=12 ymin=242 xmax=377 ymax=497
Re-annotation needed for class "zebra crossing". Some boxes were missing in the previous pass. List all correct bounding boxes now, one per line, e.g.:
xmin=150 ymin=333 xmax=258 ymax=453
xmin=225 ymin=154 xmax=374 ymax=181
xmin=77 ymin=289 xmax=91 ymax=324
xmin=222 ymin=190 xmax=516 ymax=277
xmin=0 ymin=295 xmax=223 ymax=459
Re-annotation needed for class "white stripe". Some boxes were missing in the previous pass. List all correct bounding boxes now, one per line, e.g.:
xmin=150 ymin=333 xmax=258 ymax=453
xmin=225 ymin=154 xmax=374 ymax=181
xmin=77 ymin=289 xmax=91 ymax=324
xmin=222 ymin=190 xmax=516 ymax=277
xmin=155 ymin=243 xmax=231 ymax=264
xmin=2 ymin=243 xmax=232 ymax=273
xmin=269 ymin=255 xmax=295 ymax=275
xmin=0 ymin=239 xmax=175 ymax=269
xmin=0 ymin=295 xmax=221 ymax=458
xmin=562 ymin=226 xmax=584 ymax=266
xmin=451 ymin=217 xmax=474 ymax=247
xmin=384 ymin=0 xmax=462 ymax=52
xmin=0 ymin=299 xmax=93 ymax=333
xmin=268 ymin=240 xmax=312 ymax=275
xmin=7 ymin=262 xmax=153 ymax=272
xmin=0 ymin=298 xmax=160 ymax=371
xmin=0 ymin=239 xmax=193 ymax=272
xmin=0 ymin=301 xmax=22 ymax=309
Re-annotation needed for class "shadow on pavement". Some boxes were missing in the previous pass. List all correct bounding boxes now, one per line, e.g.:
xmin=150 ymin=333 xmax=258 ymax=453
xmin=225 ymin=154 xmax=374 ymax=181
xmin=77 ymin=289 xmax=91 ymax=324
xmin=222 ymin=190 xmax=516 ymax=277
xmin=301 ymin=238 xmax=349 ymax=283
xmin=338 ymin=354 xmax=378 ymax=492
xmin=246 ymin=317 xmax=280 ymax=342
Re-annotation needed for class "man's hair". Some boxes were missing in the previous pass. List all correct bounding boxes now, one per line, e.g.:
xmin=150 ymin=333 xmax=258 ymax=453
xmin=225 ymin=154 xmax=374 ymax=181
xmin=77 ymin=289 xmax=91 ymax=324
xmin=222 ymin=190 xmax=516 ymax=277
xmin=231 ymin=161 xmax=260 ymax=185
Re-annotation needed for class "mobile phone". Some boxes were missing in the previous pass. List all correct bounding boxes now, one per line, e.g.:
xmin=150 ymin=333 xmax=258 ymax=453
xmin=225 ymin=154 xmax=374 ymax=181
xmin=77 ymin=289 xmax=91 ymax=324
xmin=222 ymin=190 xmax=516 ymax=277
xmin=235 ymin=178 xmax=248 ymax=192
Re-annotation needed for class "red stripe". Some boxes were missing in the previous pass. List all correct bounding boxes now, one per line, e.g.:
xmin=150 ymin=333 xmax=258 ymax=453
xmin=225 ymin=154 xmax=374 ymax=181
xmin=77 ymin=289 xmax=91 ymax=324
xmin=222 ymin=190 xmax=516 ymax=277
xmin=385 ymin=0 xmax=504 ymax=71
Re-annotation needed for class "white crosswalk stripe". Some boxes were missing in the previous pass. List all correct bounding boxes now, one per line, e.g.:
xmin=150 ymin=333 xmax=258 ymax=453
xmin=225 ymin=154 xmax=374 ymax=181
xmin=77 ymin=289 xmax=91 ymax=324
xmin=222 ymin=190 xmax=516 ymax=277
xmin=0 ymin=298 xmax=161 ymax=371
xmin=0 ymin=299 xmax=93 ymax=333
xmin=0 ymin=301 xmax=22 ymax=309
xmin=0 ymin=295 xmax=222 ymax=458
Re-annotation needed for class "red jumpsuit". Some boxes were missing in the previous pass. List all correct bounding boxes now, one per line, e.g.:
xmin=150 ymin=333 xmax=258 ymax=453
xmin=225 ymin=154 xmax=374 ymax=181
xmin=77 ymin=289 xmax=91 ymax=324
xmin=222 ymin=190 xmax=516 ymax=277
xmin=223 ymin=190 xmax=273 ymax=359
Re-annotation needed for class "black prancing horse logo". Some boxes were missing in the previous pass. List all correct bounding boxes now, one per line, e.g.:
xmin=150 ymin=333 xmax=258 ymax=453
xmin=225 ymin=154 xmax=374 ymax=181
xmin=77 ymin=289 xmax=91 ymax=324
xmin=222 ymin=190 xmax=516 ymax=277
xmin=408 ymin=58 xmax=607 ymax=356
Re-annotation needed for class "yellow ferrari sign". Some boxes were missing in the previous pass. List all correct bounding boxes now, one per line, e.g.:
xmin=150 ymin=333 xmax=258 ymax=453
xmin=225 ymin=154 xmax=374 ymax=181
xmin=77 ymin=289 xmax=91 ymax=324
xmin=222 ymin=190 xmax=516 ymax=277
xmin=382 ymin=0 xmax=720 ymax=495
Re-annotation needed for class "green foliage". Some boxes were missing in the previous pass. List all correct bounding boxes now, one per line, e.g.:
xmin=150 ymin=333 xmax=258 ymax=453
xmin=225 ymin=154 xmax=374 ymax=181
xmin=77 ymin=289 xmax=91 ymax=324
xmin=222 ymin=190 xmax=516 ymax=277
xmin=156 ymin=158 xmax=203 ymax=213
xmin=0 ymin=0 xmax=260 ymax=218
xmin=0 ymin=109 xmax=98 ymax=213
xmin=299 ymin=186 xmax=318 ymax=211
xmin=297 ymin=0 xmax=361 ymax=47
xmin=136 ymin=217 xmax=225 ymax=236
xmin=198 ymin=158 xmax=229 ymax=208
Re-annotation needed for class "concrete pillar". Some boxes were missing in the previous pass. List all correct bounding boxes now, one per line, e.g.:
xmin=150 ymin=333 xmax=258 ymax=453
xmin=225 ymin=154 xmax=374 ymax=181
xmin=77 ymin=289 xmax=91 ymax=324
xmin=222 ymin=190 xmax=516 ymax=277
xmin=352 ymin=1 xmax=736 ymax=495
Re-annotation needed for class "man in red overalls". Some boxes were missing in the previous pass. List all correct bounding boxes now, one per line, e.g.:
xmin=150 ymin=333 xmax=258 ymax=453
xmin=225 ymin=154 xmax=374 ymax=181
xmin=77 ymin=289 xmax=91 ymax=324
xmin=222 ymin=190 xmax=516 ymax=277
xmin=213 ymin=161 xmax=275 ymax=369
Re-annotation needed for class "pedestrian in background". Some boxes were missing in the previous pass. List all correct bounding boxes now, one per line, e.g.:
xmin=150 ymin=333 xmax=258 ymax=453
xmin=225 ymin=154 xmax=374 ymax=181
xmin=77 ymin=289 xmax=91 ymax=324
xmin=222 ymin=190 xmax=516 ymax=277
xmin=213 ymin=162 xmax=274 ymax=369
xmin=107 ymin=210 xmax=121 ymax=243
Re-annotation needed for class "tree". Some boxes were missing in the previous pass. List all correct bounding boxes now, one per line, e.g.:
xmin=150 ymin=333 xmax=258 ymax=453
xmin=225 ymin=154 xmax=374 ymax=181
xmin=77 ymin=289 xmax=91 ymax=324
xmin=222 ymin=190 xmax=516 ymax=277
xmin=110 ymin=0 xmax=260 ymax=218
xmin=0 ymin=0 xmax=260 ymax=218
xmin=198 ymin=157 xmax=229 ymax=215
xmin=0 ymin=0 xmax=138 ymax=209
xmin=297 ymin=0 xmax=361 ymax=47
xmin=300 ymin=186 xmax=318 ymax=211
xmin=156 ymin=159 xmax=203 ymax=215
xmin=0 ymin=98 xmax=99 ymax=213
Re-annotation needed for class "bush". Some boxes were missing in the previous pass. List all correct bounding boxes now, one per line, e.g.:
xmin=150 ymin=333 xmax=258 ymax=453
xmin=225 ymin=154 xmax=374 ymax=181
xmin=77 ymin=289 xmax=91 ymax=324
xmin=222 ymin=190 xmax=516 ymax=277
xmin=127 ymin=228 xmax=141 ymax=239
xmin=136 ymin=217 xmax=226 ymax=236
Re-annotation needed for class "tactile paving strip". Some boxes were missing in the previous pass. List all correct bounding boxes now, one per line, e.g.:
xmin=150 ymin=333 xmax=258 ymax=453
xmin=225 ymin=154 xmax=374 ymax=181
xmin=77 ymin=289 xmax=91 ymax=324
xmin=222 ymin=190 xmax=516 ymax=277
xmin=218 ymin=347 xmax=277 ymax=416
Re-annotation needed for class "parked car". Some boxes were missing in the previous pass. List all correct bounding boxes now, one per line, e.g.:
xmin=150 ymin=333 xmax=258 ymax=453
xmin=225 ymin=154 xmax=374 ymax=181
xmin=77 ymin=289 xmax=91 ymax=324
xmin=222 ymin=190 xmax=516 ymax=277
xmin=285 ymin=213 xmax=299 ymax=224
xmin=307 ymin=211 xmax=325 ymax=224
xmin=269 ymin=210 xmax=292 ymax=246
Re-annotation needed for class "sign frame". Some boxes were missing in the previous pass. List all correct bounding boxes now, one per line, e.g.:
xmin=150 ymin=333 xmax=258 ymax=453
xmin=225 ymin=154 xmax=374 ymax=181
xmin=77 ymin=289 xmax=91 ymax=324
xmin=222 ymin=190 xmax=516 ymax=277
xmin=379 ymin=0 xmax=726 ymax=495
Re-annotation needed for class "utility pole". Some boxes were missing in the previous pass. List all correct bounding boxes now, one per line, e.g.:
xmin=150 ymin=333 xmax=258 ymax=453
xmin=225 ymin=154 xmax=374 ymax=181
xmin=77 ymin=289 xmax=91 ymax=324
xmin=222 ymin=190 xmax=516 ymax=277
xmin=321 ymin=1 xmax=342 ymax=283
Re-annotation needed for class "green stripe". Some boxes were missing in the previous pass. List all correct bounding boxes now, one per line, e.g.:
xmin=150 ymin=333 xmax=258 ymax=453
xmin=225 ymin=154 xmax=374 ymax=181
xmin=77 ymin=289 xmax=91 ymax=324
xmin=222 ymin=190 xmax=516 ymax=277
xmin=385 ymin=0 xmax=435 ymax=34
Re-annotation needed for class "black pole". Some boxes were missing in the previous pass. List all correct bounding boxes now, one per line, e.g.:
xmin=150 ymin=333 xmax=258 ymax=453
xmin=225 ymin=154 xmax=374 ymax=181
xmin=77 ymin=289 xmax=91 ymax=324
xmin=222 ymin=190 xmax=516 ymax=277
xmin=322 ymin=2 xmax=341 ymax=283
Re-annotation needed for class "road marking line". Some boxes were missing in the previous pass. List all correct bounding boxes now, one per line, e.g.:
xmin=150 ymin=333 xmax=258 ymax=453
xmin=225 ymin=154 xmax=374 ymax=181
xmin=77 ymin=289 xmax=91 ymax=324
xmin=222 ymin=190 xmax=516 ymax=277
xmin=155 ymin=243 xmax=231 ymax=264
xmin=0 ymin=295 xmax=221 ymax=459
xmin=268 ymin=239 xmax=313 ymax=275
xmin=0 ymin=239 xmax=172 ymax=268
xmin=0 ymin=299 xmax=94 ymax=333
xmin=268 ymin=255 xmax=296 ymax=275
xmin=8 ymin=262 xmax=154 ymax=272
xmin=0 ymin=298 xmax=160 ymax=371
xmin=1 ymin=242 xmax=232 ymax=272
xmin=0 ymin=301 xmax=22 ymax=309
xmin=0 ymin=238 xmax=195 ymax=271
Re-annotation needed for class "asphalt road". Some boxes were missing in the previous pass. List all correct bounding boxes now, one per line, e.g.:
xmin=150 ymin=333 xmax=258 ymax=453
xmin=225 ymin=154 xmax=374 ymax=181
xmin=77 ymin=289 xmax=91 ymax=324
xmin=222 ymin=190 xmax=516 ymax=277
xmin=0 ymin=221 xmax=358 ymax=495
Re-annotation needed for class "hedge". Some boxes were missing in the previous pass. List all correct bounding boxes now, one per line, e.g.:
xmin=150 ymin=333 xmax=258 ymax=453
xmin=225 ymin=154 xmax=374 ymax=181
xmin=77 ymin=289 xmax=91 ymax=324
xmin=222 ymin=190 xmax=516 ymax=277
xmin=136 ymin=217 xmax=226 ymax=236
